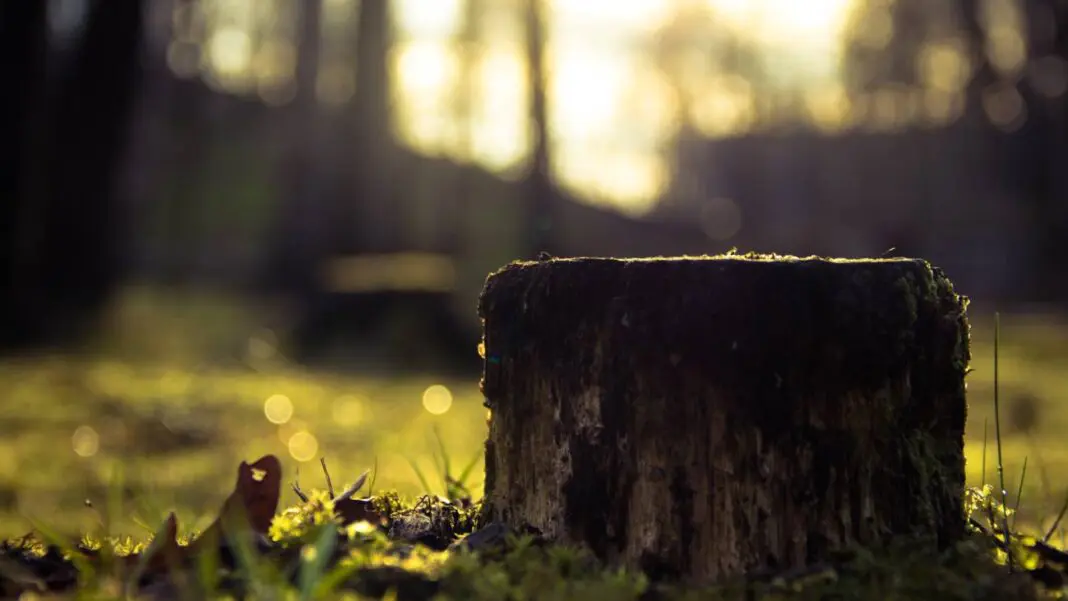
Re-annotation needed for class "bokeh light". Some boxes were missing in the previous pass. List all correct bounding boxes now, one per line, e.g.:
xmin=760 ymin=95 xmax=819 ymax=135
xmin=264 ymin=394 xmax=294 ymax=424
xmin=287 ymin=431 xmax=319 ymax=462
xmin=422 ymin=385 xmax=454 ymax=415
xmin=72 ymin=426 xmax=99 ymax=458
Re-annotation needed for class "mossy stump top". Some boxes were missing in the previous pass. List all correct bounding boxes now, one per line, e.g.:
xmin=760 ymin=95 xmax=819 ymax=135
xmin=478 ymin=254 xmax=970 ymax=583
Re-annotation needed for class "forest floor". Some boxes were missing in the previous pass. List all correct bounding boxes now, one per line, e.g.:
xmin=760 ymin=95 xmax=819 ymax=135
xmin=0 ymin=311 xmax=1066 ymax=598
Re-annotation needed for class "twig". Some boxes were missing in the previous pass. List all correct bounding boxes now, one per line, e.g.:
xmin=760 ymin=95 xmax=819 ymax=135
xmin=292 ymin=466 xmax=309 ymax=502
xmin=320 ymin=457 xmax=335 ymax=499
xmin=368 ymin=455 xmax=378 ymax=497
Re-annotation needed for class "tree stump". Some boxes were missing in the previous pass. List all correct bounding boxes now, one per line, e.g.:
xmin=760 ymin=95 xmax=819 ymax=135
xmin=477 ymin=255 xmax=970 ymax=583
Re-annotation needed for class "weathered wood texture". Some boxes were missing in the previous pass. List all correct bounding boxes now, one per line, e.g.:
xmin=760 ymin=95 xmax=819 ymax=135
xmin=478 ymin=255 xmax=970 ymax=583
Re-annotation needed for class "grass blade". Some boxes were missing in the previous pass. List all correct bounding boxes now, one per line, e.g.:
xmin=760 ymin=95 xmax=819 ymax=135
xmin=432 ymin=425 xmax=452 ymax=488
xmin=1010 ymin=456 xmax=1027 ymax=532
xmin=298 ymin=524 xmax=338 ymax=601
xmin=1042 ymin=492 xmax=1068 ymax=543
xmin=456 ymin=448 xmax=483 ymax=489
xmin=404 ymin=455 xmax=433 ymax=495
xmin=980 ymin=418 xmax=988 ymax=490
xmin=992 ymin=312 xmax=1013 ymax=571
xmin=368 ymin=455 xmax=379 ymax=497
xmin=320 ymin=457 xmax=335 ymax=499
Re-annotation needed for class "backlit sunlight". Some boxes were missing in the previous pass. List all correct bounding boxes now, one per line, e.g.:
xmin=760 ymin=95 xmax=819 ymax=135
xmin=189 ymin=0 xmax=867 ymax=215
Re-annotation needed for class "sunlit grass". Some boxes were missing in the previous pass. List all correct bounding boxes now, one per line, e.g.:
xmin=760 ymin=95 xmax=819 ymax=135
xmin=0 ymin=357 xmax=487 ymax=538
xmin=2 ymin=313 xmax=1066 ymax=547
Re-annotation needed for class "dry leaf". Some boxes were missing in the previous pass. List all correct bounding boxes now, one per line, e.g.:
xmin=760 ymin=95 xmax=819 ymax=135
xmin=188 ymin=455 xmax=282 ymax=556
xmin=131 ymin=512 xmax=182 ymax=576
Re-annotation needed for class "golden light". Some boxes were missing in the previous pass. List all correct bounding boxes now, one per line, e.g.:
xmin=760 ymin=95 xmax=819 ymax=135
xmin=547 ymin=50 xmax=624 ymax=143
xmin=987 ymin=26 xmax=1027 ymax=76
xmin=158 ymin=370 xmax=191 ymax=397
xmin=689 ymin=75 xmax=755 ymax=137
xmin=394 ymin=42 xmax=458 ymax=96
xmin=422 ymin=385 xmax=454 ymax=415
xmin=706 ymin=0 xmax=857 ymax=44
xmin=287 ymin=431 xmax=319 ymax=462
xmin=392 ymin=42 xmax=460 ymax=151
xmin=87 ymin=361 xmax=133 ymax=397
xmin=805 ymin=84 xmax=851 ymax=133
xmin=471 ymin=50 xmax=530 ymax=172
xmin=208 ymin=28 xmax=253 ymax=77
xmin=385 ymin=0 xmax=864 ymax=212
xmin=277 ymin=418 xmax=309 ymax=445
xmin=393 ymin=0 xmax=464 ymax=37
xmin=331 ymin=394 xmax=365 ymax=427
xmin=264 ymin=394 xmax=294 ymax=425
xmin=919 ymin=42 xmax=972 ymax=93
xmin=849 ymin=5 xmax=893 ymax=50
xmin=547 ymin=0 xmax=673 ymax=35
xmin=981 ymin=0 xmax=1026 ymax=76
xmin=72 ymin=426 xmax=100 ymax=458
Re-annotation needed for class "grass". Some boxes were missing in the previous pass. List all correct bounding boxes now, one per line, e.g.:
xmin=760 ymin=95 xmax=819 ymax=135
xmin=2 ymin=304 xmax=1068 ymax=598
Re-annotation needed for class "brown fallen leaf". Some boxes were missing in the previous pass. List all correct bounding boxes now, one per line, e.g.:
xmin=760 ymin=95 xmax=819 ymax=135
xmin=129 ymin=512 xmax=183 ymax=577
xmin=189 ymin=455 xmax=283 ymax=555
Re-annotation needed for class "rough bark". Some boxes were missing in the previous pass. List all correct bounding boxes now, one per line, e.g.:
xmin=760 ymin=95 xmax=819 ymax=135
xmin=478 ymin=254 xmax=970 ymax=583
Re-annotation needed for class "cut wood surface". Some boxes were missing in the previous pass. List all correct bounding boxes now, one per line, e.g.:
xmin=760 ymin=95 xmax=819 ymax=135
xmin=477 ymin=254 xmax=970 ymax=583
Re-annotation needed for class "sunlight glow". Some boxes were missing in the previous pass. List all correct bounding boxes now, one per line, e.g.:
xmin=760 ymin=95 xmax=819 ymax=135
xmin=919 ymin=41 xmax=972 ymax=93
xmin=208 ymin=28 xmax=253 ymax=77
xmin=422 ymin=385 xmax=454 ymax=415
xmin=689 ymin=75 xmax=755 ymax=137
xmin=547 ymin=48 xmax=625 ymax=144
xmin=554 ymin=148 xmax=667 ymax=216
xmin=183 ymin=0 xmax=869 ymax=212
xmin=72 ymin=426 xmax=100 ymax=458
xmin=393 ymin=0 xmax=464 ymax=38
xmin=287 ymin=430 xmax=319 ymax=462
xmin=706 ymin=0 xmax=856 ymax=43
xmin=264 ymin=394 xmax=294 ymax=425
xmin=331 ymin=394 xmax=365 ymax=427
xmin=471 ymin=50 xmax=530 ymax=171
xmin=547 ymin=0 xmax=673 ymax=35
xmin=392 ymin=42 xmax=461 ymax=153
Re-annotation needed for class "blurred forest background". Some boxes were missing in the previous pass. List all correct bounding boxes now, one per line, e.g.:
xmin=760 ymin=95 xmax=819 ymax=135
xmin=2 ymin=0 xmax=1068 ymax=537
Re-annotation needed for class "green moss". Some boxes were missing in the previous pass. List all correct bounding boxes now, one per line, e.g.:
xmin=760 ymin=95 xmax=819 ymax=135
xmin=4 ymin=489 xmax=1058 ymax=601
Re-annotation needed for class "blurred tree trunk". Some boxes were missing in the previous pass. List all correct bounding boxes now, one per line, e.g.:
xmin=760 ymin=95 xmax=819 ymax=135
xmin=12 ymin=0 xmax=146 ymax=347
xmin=957 ymin=0 xmax=999 ymax=124
xmin=0 ymin=0 xmax=144 ymax=349
xmin=264 ymin=0 xmax=327 ymax=295
xmin=524 ymin=0 xmax=554 ymax=255
xmin=350 ymin=0 xmax=398 ymax=251
xmin=1019 ymin=0 xmax=1068 ymax=300
xmin=0 ymin=1 xmax=49 ymax=347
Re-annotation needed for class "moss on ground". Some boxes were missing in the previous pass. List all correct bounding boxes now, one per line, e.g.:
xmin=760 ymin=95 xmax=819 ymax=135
xmin=1 ymin=486 xmax=1064 ymax=600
